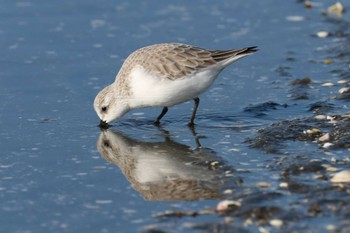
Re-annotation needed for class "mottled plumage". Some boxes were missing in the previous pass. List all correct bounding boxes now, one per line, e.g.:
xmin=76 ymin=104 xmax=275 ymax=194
xmin=118 ymin=43 xmax=256 ymax=80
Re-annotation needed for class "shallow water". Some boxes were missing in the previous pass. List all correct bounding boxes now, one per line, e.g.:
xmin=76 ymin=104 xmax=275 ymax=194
xmin=1 ymin=0 xmax=350 ymax=232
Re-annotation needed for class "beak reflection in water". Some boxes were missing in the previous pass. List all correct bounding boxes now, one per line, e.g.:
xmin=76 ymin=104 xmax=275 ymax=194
xmin=96 ymin=128 xmax=236 ymax=201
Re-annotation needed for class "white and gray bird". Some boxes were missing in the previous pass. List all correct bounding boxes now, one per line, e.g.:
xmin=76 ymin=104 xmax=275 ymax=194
xmin=94 ymin=43 xmax=257 ymax=127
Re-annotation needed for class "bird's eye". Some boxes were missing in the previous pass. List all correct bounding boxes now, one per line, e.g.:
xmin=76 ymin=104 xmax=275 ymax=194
xmin=101 ymin=106 xmax=107 ymax=112
xmin=103 ymin=140 xmax=110 ymax=147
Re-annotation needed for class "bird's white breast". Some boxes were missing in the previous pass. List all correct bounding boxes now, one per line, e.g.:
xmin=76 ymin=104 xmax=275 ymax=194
xmin=128 ymin=66 xmax=219 ymax=108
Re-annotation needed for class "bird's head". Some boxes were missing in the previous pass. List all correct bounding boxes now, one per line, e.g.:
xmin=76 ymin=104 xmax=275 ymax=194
xmin=94 ymin=84 xmax=130 ymax=126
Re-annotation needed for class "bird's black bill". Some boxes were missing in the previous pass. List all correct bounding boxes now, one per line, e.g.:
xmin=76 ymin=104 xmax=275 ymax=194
xmin=99 ymin=120 xmax=110 ymax=129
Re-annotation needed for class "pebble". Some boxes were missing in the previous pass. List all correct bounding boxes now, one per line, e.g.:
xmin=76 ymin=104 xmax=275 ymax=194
xmin=269 ymin=219 xmax=283 ymax=228
xmin=331 ymin=170 xmax=350 ymax=183
xmin=256 ymin=182 xmax=271 ymax=188
xmin=259 ymin=227 xmax=270 ymax=233
xmin=315 ymin=115 xmax=326 ymax=120
xmin=327 ymin=2 xmax=345 ymax=16
xmin=322 ymin=82 xmax=334 ymax=87
xmin=318 ymin=133 xmax=330 ymax=142
xmin=304 ymin=128 xmax=320 ymax=134
xmin=326 ymin=224 xmax=338 ymax=232
xmin=216 ymin=200 xmax=241 ymax=212
xmin=209 ymin=161 xmax=220 ymax=169
xmin=316 ymin=31 xmax=329 ymax=38
xmin=279 ymin=182 xmax=289 ymax=188
xmin=223 ymin=189 xmax=233 ymax=194
xmin=244 ymin=218 xmax=253 ymax=226
xmin=304 ymin=0 xmax=312 ymax=9
xmin=224 ymin=216 xmax=234 ymax=224
xmin=338 ymin=87 xmax=350 ymax=94
xmin=337 ymin=80 xmax=348 ymax=84
xmin=322 ymin=142 xmax=334 ymax=149
xmin=323 ymin=59 xmax=334 ymax=64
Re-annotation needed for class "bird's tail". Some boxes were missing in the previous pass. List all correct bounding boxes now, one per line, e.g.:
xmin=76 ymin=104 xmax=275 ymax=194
xmin=211 ymin=46 xmax=258 ymax=67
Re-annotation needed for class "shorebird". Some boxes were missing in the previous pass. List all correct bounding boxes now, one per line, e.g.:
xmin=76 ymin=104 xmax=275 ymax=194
xmin=94 ymin=43 xmax=257 ymax=127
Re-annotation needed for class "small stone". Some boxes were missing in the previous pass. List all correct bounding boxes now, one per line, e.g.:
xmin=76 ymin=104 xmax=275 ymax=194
xmin=224 ymin=216 xmax=234 ymax=224
xmin=279 ymin=182 xmax=289 ymax=188
xmin=304 ymin=0 xmax=312 ymax=9
xmin=331 ymin=170 xmax=350 ymax=183
xmin=209 ymin=161 xmax=220 ymax=169
xmin=337 ymin=80 xmax=348 ymax=84
xmin=316 ymin=31 xmax=329 ymax=38
xmin=304 ymin=128 xmax=321 ymax=134
xmin=291 ymin=77 xmax=311 ymax=85
xmin=269 ymin=219 xmax=283 ymax=228
xmin=326 ymin=224 xmax=337 ymax=232
xmin=244 ymin=218 xmax=253 ymax=226
xmin=223 ymin=189 xmax=233 ymax=194
xmin=216 ymin=200 xmax=241 ymax=212
xmin=315 ymin=115 xmax=326 ymax=120
xmin=318 ymin=133 xmax=330 ymax=142
xmin=327 ymin=2 xmax=345 ymax=16
xmin=338 ymin=87 xmax=350 ymax=94
xmin=323 ymin=142 xmax=334 ymax=148
xmin=322 ymin=82 xmax=334 ymax=86
xmin=259 ymin=227 xmax=270 ymax=233
xmin=256 ymin=182 xmax=271 ymax=188
xmin=323 ymin=59 xmax=334 ymax=64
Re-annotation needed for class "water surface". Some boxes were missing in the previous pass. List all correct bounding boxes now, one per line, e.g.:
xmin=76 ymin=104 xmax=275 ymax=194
xmin=1 ymin=0 xmax=350 ymax=232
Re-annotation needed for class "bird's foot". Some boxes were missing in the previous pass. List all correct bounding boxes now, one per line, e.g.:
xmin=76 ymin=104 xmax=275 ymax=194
xmin=154 ymin=120 xmax=161 ymax=126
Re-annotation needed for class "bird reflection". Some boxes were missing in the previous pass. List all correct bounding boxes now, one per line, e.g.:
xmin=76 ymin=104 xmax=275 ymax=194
xmin=97 ymin=127 xmax=234 ymax=201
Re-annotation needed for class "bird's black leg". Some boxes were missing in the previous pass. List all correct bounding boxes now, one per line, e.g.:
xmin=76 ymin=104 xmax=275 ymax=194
xmin=154 ymin=107 xmax=168 ymax=125
xmin=188 ymin=97 xmax=200 ymax=126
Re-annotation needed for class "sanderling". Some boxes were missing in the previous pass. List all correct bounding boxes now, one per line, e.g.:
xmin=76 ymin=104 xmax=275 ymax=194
xmin=94 ymin=43 xmax=257 ymax=127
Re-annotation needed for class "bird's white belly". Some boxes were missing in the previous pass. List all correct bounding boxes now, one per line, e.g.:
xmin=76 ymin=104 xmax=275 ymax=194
xmin=128 ymin=66 xmax=218 ymax=108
